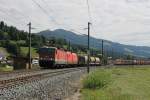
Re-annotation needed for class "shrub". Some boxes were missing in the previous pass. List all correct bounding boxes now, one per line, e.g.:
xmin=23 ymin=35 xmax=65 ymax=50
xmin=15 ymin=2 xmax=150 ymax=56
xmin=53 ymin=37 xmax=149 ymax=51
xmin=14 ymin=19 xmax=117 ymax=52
xmin=83 ymin=70 xmax=111 ymax=89
xmin=5 ymin=41 xmax=21 ymax=56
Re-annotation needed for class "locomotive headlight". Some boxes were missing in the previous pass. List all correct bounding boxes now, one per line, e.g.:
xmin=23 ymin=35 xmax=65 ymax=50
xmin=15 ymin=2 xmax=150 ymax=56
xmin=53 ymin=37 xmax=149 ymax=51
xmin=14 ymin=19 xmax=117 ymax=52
xmin=49 ymin=58 xmax=53 ymax=61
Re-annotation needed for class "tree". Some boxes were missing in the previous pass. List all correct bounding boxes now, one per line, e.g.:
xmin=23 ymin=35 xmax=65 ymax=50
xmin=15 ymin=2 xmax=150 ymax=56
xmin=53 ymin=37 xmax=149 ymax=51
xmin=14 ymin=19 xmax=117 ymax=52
xmin=6 ymin=41 xmax=21 ymax=56
xmin=0 ymin=21 xmax=4 ymax=29
xmin=8 ymin=26 xmax=19 ymax=40
xmin=0 ymin=32 xmax=9 ymax=40
xmin=31 ymin=34 xmax=46 ymax=47
xmin=126 ymin=54 xmax=134 ymax=60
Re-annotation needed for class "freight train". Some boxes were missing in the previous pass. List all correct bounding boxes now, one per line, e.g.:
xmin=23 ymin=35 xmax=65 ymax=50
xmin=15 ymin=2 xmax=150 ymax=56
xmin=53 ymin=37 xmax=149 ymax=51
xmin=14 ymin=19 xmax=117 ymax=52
xmin=114 ymin=59 xmax=150 ymax=65
xmin=39 ymin=47 xmax=101 ymax=68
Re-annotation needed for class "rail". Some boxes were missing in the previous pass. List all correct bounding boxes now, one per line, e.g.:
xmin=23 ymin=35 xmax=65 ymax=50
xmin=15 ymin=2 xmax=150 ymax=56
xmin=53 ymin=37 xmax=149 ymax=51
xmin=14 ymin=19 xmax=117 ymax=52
xmin=0 ymin=67 xmax=86 ymax=89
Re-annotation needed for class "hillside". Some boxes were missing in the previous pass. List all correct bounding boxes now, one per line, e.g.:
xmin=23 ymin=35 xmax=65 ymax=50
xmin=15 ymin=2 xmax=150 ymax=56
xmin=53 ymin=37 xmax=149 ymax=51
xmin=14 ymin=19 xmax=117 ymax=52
xmin=0 ymin=21 xmax=46 ymax=58
xmin=38 ymin=29 xmax=150 ymax=58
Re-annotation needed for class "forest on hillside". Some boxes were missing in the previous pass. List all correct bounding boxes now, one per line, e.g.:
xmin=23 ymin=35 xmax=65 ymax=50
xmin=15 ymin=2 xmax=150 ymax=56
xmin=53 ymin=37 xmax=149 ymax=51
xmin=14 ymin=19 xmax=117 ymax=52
xmin=0 ymin=21 xmax=133 ymax=61
xmin=0 ymin=21 xmax=46 ymax=57
xmin=0 ymin=21 xmax=90 ymax=58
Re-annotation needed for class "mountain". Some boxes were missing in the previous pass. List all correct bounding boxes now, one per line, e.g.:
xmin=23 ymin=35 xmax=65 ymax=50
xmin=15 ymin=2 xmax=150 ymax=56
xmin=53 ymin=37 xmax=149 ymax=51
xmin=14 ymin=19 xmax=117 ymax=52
xmin=38 ymin=29 xmax=150 ymax=58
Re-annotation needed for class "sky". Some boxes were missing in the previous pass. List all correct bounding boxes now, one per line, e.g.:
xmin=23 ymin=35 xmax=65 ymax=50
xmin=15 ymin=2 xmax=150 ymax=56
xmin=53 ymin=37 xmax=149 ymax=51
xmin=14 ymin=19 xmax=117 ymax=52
xmin=0 ymin=0 xmax=150 ymax=46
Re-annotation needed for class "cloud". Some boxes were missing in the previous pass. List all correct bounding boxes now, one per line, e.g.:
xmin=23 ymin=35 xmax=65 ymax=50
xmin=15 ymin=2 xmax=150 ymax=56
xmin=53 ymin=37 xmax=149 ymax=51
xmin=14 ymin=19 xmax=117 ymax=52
xmin=125 ymin=0 xmax=149 ymax=3
xmin=0 ymin=0 xmax=150 ymax=46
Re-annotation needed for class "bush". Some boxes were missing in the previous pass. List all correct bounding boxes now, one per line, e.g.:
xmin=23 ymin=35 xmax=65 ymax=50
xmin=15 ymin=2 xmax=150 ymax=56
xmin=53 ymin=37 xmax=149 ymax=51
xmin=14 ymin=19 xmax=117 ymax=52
xmin=83 ymin=70 xmax=111 ymax=89
xmin=5 ymin=41 xmax=21 ymax=56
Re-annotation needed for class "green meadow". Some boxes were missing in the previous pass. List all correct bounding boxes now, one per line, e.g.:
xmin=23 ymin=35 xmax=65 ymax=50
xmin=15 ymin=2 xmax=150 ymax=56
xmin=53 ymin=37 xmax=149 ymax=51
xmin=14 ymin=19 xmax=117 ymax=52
xmin=82 ymin=66 xmax=150 ymax=100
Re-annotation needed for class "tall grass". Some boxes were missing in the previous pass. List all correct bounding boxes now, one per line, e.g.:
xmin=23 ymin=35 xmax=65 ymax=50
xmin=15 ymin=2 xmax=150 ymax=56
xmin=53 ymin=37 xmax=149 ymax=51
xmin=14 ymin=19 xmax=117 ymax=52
xmin=82 ymin=66 xmax=150 ymax=100
xmin=83 ymin=70 xmax=111 ymax=89
xmin=0 ymin=64 xmax=13 ymax=71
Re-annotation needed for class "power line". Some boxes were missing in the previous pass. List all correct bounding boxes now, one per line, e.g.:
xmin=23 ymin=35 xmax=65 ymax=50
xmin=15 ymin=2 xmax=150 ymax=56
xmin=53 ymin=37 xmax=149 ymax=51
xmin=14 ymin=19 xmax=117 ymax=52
xmin=32 ymin=0 xmax=85 ymax=34
xmin=41 ymin=0 xmax=55 ymax=14
xmin=36 ymin=0 xmax=89 ymax=36
xmin=0 ymin=0 xmax=85 ymax=35
xmin=40 ymin=0 xmax=87 ymax=34
xmin=31 ymin=0 xmax=59 ymax=26
xmin=15 ymin=10 xmax=44 ymax=26
xmin=86 ymin=0 xmax=92 ymax=22
xmin=0 ymin=8 xmax=44 ymax=31
xmin=68 ymin=29 xmax=85 ymax=35
xmin=91 ymin=24 xmax=97 ymax=34
xmin=0 ymin=9 xmax=27 ymax=26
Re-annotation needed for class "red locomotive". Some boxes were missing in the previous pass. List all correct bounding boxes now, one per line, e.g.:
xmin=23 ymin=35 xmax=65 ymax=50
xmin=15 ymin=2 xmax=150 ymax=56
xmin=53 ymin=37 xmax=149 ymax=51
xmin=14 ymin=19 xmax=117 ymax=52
xmin=39 ymin=47 xmax=101 ymax=68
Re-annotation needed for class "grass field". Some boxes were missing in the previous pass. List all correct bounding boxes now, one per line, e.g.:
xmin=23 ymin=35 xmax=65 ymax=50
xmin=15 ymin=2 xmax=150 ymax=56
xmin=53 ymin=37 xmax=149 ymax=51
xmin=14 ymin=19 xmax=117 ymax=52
xmin=82 ymin=66 xmax=150 ymax=100
xmin=0 ymin=64 xmax=13 ymax=72
xmin=20 ymin=47 xmax=38 ymax=57
xmin=0 ymin=47 xmax=10 ymax=56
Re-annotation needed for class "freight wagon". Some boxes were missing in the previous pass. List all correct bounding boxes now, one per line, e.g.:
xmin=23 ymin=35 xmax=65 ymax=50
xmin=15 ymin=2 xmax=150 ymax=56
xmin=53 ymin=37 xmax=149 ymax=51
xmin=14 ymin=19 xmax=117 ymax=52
xmin=114 ymin=59 xmax=150 ymax=65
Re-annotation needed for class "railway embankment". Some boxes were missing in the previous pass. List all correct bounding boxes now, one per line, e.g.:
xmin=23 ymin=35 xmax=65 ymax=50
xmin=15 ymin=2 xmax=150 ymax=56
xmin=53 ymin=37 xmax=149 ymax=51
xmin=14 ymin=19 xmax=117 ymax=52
xmin=0 ymin=67 xmax=90 ymax=100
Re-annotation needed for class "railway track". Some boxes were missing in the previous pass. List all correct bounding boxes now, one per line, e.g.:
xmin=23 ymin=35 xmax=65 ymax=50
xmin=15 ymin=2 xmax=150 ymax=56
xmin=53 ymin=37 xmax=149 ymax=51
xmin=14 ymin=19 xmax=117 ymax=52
xmin=0 ymin=67 xmax=86 ymax=89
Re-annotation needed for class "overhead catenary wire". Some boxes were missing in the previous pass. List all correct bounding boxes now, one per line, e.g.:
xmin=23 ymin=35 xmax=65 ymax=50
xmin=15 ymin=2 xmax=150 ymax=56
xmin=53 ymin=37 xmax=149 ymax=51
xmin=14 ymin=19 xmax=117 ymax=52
xmin=40 ymin=0 xmax=86 ymax=34
xmin=32 ymin=0 xmax=97 ymax=36
xmin=32 ymin=0 xmax=81 ymax=33
xmin=31 ymin=0 xmax=58 ymax=25
xmin=33 ymin=0 xmax=86 ymax=35
xmin=0 ymin=0 xmax=93 ymax=35
xmin=15 ymin=10 xmax=45 ymax=27
xmin=0 ymin=9 xmax=28 ymax=26
xmin=0 ymin=7 xmax=46 ymax=32
xmin=91 ymin=24 xmax=97 ymax=34
xmin=86 ymin=0 xmax=92 ymax=22
xmin=38 ymin=0 xmax=67 ymax=25
xmin=85 ymin=0 xmax=98 ymax=35
xmin=41 ymin=0 xmax=55 ymax=14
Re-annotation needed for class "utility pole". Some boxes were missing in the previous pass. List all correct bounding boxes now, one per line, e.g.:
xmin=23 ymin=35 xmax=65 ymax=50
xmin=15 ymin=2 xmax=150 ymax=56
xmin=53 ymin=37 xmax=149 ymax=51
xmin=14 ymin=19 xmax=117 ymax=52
xmin=68 ymin=41 xmax=71 ymax=51
xmin=87 ymin=22 xmax=91 ymax=73
xmin=28 ymin=22 xmax=31 ymax=69
xmin=102 ymin=40 xmax=104 ymax=60
xmin=112 ymin=47 xmax=114 ymax=60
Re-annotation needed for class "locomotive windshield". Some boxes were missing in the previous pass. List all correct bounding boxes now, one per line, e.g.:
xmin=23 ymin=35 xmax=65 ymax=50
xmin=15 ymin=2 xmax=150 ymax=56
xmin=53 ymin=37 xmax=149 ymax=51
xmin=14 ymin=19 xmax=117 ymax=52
xmin=39 ymin=48 xmax=56 ymax=54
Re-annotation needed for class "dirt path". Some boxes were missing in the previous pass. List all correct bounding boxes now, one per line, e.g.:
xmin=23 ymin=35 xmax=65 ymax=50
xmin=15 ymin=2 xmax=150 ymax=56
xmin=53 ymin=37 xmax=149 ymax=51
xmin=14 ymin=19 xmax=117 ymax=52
xmin=65 ymin=89 xmax=81 ymax=100
xmin=64 ymin=75 xmax=86 ymax=100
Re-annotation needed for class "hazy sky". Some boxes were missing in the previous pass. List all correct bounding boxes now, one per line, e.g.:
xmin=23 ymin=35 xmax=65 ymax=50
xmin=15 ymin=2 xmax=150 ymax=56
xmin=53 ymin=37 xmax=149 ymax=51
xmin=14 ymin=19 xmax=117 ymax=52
xmin=0 ymin=0 xmax=150 ymax=46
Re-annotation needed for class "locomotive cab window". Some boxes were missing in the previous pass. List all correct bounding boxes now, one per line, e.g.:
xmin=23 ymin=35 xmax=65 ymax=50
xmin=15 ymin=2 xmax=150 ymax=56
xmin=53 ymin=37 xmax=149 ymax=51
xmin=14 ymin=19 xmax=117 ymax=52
xmin=39 ymin=48 xmax=56 ymax=54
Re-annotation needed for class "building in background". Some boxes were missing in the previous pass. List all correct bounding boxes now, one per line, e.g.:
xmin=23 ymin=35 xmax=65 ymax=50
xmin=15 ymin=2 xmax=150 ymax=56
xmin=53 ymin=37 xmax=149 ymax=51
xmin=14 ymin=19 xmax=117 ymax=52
xmin=0 ymin=52 xmax=6 ymax=61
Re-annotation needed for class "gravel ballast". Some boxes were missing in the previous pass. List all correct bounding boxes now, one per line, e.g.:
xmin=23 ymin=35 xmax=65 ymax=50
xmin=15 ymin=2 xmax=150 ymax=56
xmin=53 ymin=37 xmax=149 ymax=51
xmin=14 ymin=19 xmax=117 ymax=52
xmin=0 ymin=69 xmax=86 ymax=100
